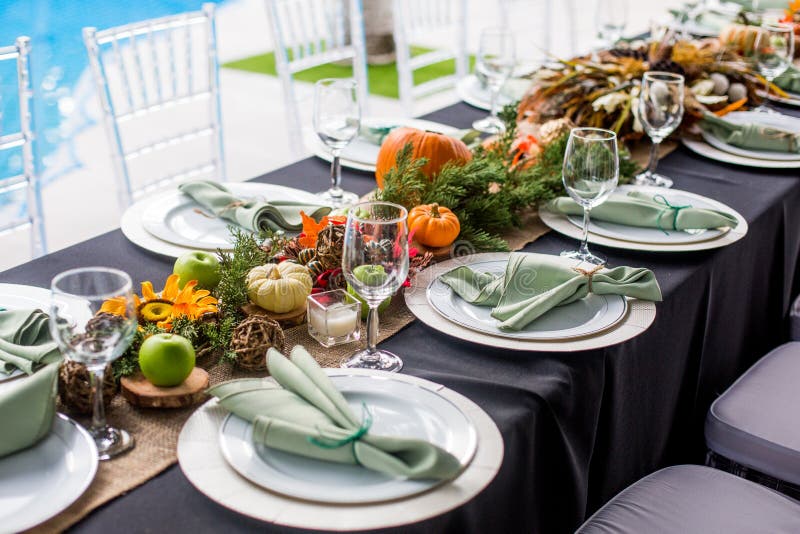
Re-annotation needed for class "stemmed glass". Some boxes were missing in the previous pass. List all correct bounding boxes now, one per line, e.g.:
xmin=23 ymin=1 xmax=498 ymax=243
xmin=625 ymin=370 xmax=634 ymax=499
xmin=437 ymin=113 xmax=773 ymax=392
xmin=561 ymin=128 xmax=619 ymax=266
xmin=753 ymin=24 xmax=795 ymax=113
xmin=50 ymin=268 xmax=137 ymax=460
xmin=473 ymin=28 xmax=516 ymax=134
xmin=313 ymin=78 xmax=361 ymax=207
xmin=341 ymin=202 xmax=409 ymax=372
xmin=636 ymin=71 xmax=684 ymax=188
xmin=596 ymin=0 xmax=628 ymax=48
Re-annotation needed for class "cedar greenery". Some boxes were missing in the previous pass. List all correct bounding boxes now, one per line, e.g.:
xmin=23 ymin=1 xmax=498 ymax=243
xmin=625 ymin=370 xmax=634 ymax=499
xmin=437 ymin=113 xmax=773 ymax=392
xmin=377 ymin=102 xmax=638 ymax=251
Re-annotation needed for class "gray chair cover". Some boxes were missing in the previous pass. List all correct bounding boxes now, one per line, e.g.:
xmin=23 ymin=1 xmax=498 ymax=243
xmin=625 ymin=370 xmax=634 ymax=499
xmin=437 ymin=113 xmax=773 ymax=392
xmin=577 ymin=465 xmax=800 ymax=533
xmin=791 ymin=295 xmax=800 ymax=341
xmin=705 ymin=342 xmax=800 ymax=485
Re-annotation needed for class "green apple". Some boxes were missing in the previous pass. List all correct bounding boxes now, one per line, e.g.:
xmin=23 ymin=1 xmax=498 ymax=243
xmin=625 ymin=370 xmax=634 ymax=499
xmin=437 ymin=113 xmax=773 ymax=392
xmin=352 ymin=264 xmax=388 ymax=286
xmin=138 ymin=333 xmax=196 ymax=387
xmin=347 ymin=283 xmax=390 ymax=319
xmin=173 ymin=250 xmax=221 ymax=290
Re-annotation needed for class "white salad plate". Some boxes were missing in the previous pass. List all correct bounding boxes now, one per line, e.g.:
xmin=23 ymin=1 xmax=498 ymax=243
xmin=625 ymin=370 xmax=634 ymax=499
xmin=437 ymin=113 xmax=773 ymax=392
xmin=178 ymin=369 xmax=503 ymax=531
xmin=305 ymin=117 xmax=462 ymax=172
xmin=682 ymin=137 xmax=800 ymax=169
xmin=540 ymin=185 xmax=748 ymax=253
xmin=759 ymin=88 xmax=800 ymax=107
xmin=218 ymin=373 xmax=477 ymax=504
xmin=0 ymin=283 xmax=93 ymax=383
xmin=700 ymin=111 xmax=800 ymax=162
xmin=564 ymin=185 xmax=728 ymax=245
xmin=427 ymin=259 xmax=628 ymax=340
xmin=405 ymin=253 xmax=657 ymax=352
xmin=456 ymin=75 xmax=530 ymax=111
xmin=0 ymin=414 xmax=98 ymax=532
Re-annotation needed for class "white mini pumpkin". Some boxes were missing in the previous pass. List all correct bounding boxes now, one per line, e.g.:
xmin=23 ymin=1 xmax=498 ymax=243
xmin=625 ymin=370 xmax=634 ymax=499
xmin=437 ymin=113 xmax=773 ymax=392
xmin=246 ymin=262 xmax=313 ymax=313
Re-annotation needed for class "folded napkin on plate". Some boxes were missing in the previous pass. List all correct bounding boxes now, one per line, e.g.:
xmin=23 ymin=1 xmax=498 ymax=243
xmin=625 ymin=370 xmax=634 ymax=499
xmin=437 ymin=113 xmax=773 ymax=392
xmin=358 ymin=124 xmax=398 ymax=145
xmin=0 ymin=362 xmax=59 ymax=458
xmin=208 ymin=346 xmax=463 ymax=481
xmin=439 ymin=252 xmax=662 ymax=331
xmin=699 ymin=113 xmax=800 ymax=154
xmin=0 ymin=309 xmax=60 ymax=375
xmin=547 ymin=191 xmax=738 ymax=232
xmin=178 ymin=180 xmax=331 ymax=233
xmin=775 ymin=65 xmax=800 ymax=95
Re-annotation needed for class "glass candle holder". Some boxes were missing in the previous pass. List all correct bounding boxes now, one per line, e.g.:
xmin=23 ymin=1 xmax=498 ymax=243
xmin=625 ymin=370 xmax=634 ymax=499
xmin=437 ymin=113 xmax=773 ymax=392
xmin=307 ymin=290 xmax=361 ymax=347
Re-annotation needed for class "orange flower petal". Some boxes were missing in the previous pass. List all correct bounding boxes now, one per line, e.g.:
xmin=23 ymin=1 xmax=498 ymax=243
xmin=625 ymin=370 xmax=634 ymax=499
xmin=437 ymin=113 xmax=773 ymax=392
xmin=162 ymin=274 xmax=181 ymax=300
xmin=141 ymin=281 xmax=157 ymax=301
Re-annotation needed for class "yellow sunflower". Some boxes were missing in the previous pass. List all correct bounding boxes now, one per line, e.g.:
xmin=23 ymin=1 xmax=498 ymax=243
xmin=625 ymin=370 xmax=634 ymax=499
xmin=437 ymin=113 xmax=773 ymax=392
xmin=100 ymin=274 xmax=218 ymax=330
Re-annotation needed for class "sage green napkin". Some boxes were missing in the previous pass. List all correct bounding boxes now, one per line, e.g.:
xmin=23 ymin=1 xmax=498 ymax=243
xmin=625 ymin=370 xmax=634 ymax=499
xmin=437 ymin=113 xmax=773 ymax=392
xmin=547 ymin=191 xmax=738 ymax=232
xmin=699 ymin=113 xmax=800 ymax=154
xmin=775 ymin=65 xmax=800 ymax=95
xmin=0 ymin=362 xmax=59 ymax=458
xmin=0 ymin=309 xmax=60 ymax=375
xmin=178 ymin=180 xmax=331 ymax=233
xmin=359 ymin=124 xmax=398 ymax=145
xmin=208 ymin=346 xmax=463 ymax=480
xmin=439 ymin=252 xmax=662 ymax=331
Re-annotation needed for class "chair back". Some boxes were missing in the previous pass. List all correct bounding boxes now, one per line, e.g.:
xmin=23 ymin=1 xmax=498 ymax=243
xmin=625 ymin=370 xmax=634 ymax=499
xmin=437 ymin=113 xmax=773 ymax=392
xmin=498 ymin=0 xmax=556 ymax=73
xmin=265 ymin=0 xmax=369 ymax=156
xmin=392 ymin=0 xmax=468 ymax=113
xmin=0 ymin=36 xmax=46 ymax=259
xmin=83 ymin=3 xmax=225 ymax=209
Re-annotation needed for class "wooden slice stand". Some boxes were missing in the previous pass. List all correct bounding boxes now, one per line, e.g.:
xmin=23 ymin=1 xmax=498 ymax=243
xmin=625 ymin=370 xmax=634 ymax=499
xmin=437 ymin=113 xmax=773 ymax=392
xmin=412 ymin=240 xmax=454 ymax=262
xmin=241 ymin=302 xmax=307 ymax=327
xmin=121 ymin=367 xmax=209 ymax=408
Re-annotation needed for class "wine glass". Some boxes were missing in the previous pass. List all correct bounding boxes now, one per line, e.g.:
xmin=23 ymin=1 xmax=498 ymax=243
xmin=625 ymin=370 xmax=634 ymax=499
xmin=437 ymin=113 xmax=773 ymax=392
xmin=635 ymin=71 xmax=684 ymax=188
xmin=50 ymin=267 xmax=137 ymax=460
xmin=753 ymin=24 xmax=795 ymax=113
xmin=472 ymin=28 xmax=516 ymax=134
xmin=596 ymin=0 xmax=628 ymax=49
xmin=341 ymin=202 xmax=409 ymax=372
xmin=313 ymin=78 xmax=361 ymax=207
xmin=561 ymin=128 xmax=619 ymax=266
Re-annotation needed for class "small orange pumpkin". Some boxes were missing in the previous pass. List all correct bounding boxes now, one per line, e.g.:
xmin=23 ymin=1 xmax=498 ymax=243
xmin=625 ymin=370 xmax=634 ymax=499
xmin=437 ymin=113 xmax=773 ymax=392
xmin=408 ymin=203 xmax=461 ymax=248
xmin=375 ymin=127 xmax=472 ymax=189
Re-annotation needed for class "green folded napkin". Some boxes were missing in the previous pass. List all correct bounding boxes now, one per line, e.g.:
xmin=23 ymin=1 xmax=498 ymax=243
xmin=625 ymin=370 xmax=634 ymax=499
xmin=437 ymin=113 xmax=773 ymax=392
xmin=0 ymin=362 xmax=59 ymax=458
xmin=178 ymin=180 xmax=332 ymax=233
xmin=358 ymin=124 xmax=398 ymax=145
xmin=439 ymin=252 xmax=662 ymax=331
xmin=547 ymin=191 xmax=738 ymax=233
xmin=0 ymin=309 xmax=60 ymax=375
xmin=775 ymin=65 xmax=800 ymax=95
xmin=208 ymin=346 xmax=463 ymax=480
xmin=699 ymin=113 xmax=800 ymax=154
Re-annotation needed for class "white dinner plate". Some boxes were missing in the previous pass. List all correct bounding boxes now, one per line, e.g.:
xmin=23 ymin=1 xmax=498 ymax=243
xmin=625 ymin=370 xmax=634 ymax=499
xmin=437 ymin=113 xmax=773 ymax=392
xmin=139 ymin=182 xmax=323 ymax=250
xmin=427 ymin=259 xmax=627 ymax=340
xmin=759 ymin=88 xmax=800 ymax=107
xmin=455 ymin=75 xmax=530 ymax=111
xmin=682 ymin=137 xmax=800 ymax=169
xmin=218 ymin=373 xmax=477 ymax=504
xmin=564 ymin=185 xmax=728 ymax=245
xmin=700 ymin=111 xmax=800 ymax=162
xmin=0 ymin=414 xmax=97 ymax=532
xmin=0 ymin=283 xmax=93 ymax=382
xmin=305 ymin=117 xmax=462 ymax=172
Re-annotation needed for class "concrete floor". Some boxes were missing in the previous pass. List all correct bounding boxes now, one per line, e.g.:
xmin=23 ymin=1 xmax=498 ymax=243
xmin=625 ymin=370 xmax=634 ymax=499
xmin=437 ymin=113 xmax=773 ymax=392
xmin=0 ymin=0 xmax=685 ymax=272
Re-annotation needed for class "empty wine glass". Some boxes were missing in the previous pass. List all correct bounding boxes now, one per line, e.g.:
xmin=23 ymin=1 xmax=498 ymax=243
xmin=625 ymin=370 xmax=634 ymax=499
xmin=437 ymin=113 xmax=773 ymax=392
xmin=561 ymin=128 xmax=619 ymax=266
xmin=50 ymin=267 xmax=137 ymax=460
xmin=313 ymin=78 xmax=361 ymax=207
xmin=341 ymin=202 xmax=409 ymax=372
xmin=473 ymin=28 xmax=516 ymax=134
xmin=753 ymin=24 xmax=795 ymax=113
xmin=596 ymin=0 xmax=628 ymax=48
xmin=636 ymin=71 xmax=684 ymax=188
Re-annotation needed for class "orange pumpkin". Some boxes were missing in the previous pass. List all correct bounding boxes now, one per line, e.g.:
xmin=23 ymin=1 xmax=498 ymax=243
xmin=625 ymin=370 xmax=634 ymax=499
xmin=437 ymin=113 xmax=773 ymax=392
xmin=375 ymin=127 xmax=472 ymax=189
xmin=408 ymin=203 xmax=461 ymax=248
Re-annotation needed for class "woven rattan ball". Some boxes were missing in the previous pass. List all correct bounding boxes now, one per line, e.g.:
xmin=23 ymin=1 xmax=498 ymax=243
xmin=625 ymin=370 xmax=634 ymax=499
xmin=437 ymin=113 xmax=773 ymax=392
xmin=231 ymin=315 xmax=286 ymax=371
xmin=58 ymin=360 xmax=118 ymax=414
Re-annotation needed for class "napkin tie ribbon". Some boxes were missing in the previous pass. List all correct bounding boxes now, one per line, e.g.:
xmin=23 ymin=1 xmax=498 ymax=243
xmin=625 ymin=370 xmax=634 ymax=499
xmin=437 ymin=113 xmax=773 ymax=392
xmin=573 ymin=264 xmax=604 ymax=293
xmin=193 ymin=200 xmax=250 ymax=219
xmin=653 ymin=194 xmax=691 ymax=234
xmin=307 ymin=403 xmax=373 ymax=464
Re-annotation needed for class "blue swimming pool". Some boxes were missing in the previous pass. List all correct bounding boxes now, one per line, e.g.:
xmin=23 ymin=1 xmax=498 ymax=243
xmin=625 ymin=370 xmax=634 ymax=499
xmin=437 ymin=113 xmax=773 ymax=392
xmin=0 ymin=0 xmax=222 ymax=182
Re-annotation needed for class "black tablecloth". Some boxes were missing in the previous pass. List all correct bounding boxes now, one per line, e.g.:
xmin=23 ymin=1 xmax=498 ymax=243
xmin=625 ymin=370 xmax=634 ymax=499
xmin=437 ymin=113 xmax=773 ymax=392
xmin=5 ymin=103 xmax=799 ymax=534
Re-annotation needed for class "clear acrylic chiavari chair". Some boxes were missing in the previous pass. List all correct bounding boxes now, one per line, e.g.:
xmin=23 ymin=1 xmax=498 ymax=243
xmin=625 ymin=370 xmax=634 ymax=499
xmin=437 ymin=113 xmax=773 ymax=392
xmin=0 ymin=36 xmax=46 ymax=259
xmin=83 ymin=3 xmax=225 ymax=210
xmin=265 ymin=0 xmax=369 ymax=158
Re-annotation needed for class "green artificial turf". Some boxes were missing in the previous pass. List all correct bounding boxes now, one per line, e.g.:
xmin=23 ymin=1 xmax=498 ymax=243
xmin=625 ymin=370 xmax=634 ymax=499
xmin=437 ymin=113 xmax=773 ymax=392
xmin=223 ymin=47 xmax=475 ymax=99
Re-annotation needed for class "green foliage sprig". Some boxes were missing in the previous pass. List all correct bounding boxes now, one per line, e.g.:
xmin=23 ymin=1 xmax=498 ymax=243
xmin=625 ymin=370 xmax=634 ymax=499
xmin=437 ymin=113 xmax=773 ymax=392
xmin=215 ymin=227 xmax=268 ymax=319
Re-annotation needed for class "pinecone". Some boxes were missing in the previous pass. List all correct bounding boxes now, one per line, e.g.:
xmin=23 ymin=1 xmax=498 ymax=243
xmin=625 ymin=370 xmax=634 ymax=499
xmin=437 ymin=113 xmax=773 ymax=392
xmin=539 ymin=118 xmax=577 ymax=145
xmin=230 ymin=315 xmax=285 ymax=371
xmin=648 ymin=59 xmax=685 ymax=77
xmin=315 ymin=223 xmax=345 ymax=270
xmin=280 ymin=238 xmax=304 ymax=262
xmin=86 ymin=312 xmax=127 ymax=334
xmin=58 ymin=360 xmax=118 ymax=414
xmin=609 ymin=48 xmax=647 ymax=61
